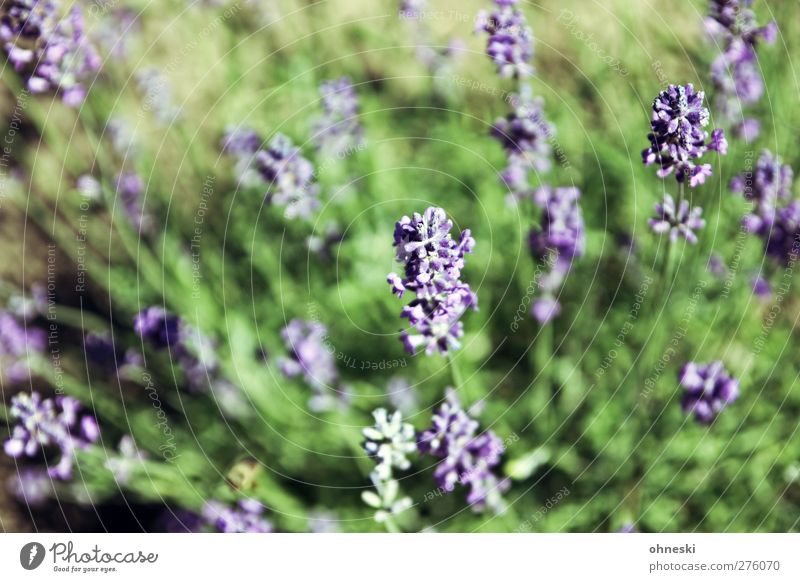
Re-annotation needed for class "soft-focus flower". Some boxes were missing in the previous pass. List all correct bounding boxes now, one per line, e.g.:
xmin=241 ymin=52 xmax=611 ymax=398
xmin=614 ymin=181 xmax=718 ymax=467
xmin=491 ymin=85 xmax=554 ymax=199
xmin=105 ymin=436 xmax=147 ymax=485
xmin=312 ymin=77 xmax=364 ymax=155
xmin=202 ymin=499 xmax=273 ymax=533
xmin=134 ymin=307 xmax=228 ymax=395
xmin=256 ymin=134 xmax=320 ymax=220
xmin=387 ymin=207 xmax=477 ymax=355
xmin=0 ymin=311 xmax=47 ymax=382
xmin=0 ymin=1 xmax=100 ymax=106
xmin=136 ymin=68 xmax=180 ymax=124
xmin=76 ymin=174 xmax=101 ymax=200
xmin=679 ymin=361 xmax=739 ymax=424
xmin=707 ymin=252 xmax=727 ymax=278
xmin=648 ymin=193 xmax=706 ymax=244
xmin=642 ymin=84 xmax=727 ymax=187
xmin=363 ymin=408 xmax=417 ymax=480
xmin=527 ymin=186 xmax=585 ymax=324
xmin=278 ymin=319 xmax=345 ymax=411
xmin=475 ymin=0 xmax=534 ymax=79
xmin=706 ymin=0 xmax=776 ymax=139
xmin=4 ymin=392 xmax=100 ymax=479
xmin=418 ymin=389 xmax=509 ymax=513
xmin=115 ymin=172 xmax=152 ymax=232
xmin=751 ymin=274 xmax=772 ymax=301
xmin=731 ymin=150 xmax=794 ymax=236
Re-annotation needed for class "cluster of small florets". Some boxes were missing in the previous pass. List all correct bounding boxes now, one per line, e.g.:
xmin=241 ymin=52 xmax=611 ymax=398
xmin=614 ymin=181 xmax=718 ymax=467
xmin=475 ymin=0 xmax=534 ymax=79
xmin=706 ymin=0 xmax=777 ymax=140
xmin=730 ymin=151 xmax=799 ymax=264
xmin=4 ymin=392 xmax=100 ymax=480
xmin=491 ymin=86 xmax=555 ymax=199
xmin=201 ymin=499 xmax=274 ymax=533
xmin=527 ymin=186 xmax=585 ymax=324
xmin=387 ymin=207 xmax=477 ymax=355
xmin=134 ymin=307 xmax=224 ymax=394
xmin=418 ymin=389 xmax=508 ymax=513
xmin=222 ymin=129 xmax=320 ymax=220
xmin=0 ymin=309 xmax=46 ymax=383
xmin=278 ymin=319 xmax=346 ymax=411
xmin=648 ymin=193 xmax=706 ymax=244
xmin=312 ymin=77 xmax=364 ymax=155
xmin=679 ymin=361 xmax=740 ymax=424
xmin=642 ymin=84 xmax=728 ymax=187
xmin=731 ymin=150 xmax=794 ymax=236
xmin=1 ymin=1 xmax=101 ymax=106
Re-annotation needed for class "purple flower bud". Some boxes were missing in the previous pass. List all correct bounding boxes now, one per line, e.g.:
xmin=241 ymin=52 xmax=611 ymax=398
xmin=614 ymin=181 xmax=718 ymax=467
xmin=679 ymin=361 xmax=739 ymax=424
xmin=475 ymin=0 xmax=534 ymax=79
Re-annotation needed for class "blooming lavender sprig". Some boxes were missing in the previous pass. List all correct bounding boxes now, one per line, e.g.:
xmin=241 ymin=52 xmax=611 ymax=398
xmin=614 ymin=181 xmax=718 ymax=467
xmin=311 ymin=77 xmax=364 ymax=156
xmin=706 ymin=0 xmax=776 ymax=139
xmin=475 ymin=0 xmax=534 ymax=79
xmin=1 ymin=1 xmax=101 ymax=106
xmin=255 ymin=134 xmax=320 ymax=220
xmin=0 ymin=310 xmax=46 ymax=382
xmin=201 ymin=499 xmax=273 ymax=533
xmin=277 ymin=319 xmax=346 ymax=411
xmin=4 ymin=392 xmax=100 ymax=479
xmin=648 ymin=193 xmax=706 ymax=244
xmin=491 ymin=86 xmax=554 ymax=200
xmin=387 ymin=207 xmax=478 ymax=355
xmin=642 ymin=84 xmax=728 ymax=187
xmin=527 ymin=186 xmax=585 ymax=325
xmin=418 ymin=389 xmax=508 ymax=513
xmin=731 ymin=150 xmax=794 ymax=236
xmin=220 ymin=125 xmax=263 ymax=188
xmin=679 ymin=361 xmax=740 ymax=424
xmin=362 ymin=408 xmax=416 ymax=528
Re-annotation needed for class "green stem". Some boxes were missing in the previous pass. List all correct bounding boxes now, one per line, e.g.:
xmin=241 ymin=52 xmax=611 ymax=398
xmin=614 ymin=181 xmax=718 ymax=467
xmin=447 ymin=352 xmax=463 ymax=389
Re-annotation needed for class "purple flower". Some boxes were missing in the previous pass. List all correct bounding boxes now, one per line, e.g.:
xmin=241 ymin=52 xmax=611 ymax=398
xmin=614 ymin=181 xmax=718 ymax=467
xmin=136 ymin=68 xmax=180 ymax=124
xmin=475 ymin=0 xmax=534 ymax=79
xmin=731 ymin=150 xmax=794 ymax=235
xmin=387 ymin=207 xmax=478 ymax=355
xmin=278 ymin=319 xmax=345 ymax=411
xmin=751 ymin=274 xmax=772 ymax=301
xmin=312 ymin=77 xmax=364 ymax=155
xmin=134 ymin=307 xmax=224 ymax=394
xmin=648 ymin=193 xmax=706 ymax=244
xmin=679 ymin=361 xmax=740 ymax=424
xmin=0 ymin=311 xmax=46 ymax=383
xmin=256 ymin=134 xmax=320 ymax=220
xmin=642 ymin=84 xmax=727 ymax=187
xmin=527 ymin=186 xmax=585 ymax=324
xmin=418 ymin=389 xmax=509 ymax=513
xmin=202 ymin=499 xmax=273 ymax=533
xmin=221 ymin=125 xmax=263 ymax=188
xmin=134 ymin=306 xmax=181 ymax=349
xmin=115 ymin=172 xmax=152 ymax=232
xmin=706 ymin=1 xmax=776 ymax=139
xmin=707 ymin=252 xmax=727 ymax=278
xmin=4 ymin=392 xmax=100 ymax=479
xmin=0 ymin=1 xmax=101 ymax=106
xmin=491 ymin=86 xmax=554 ymax=198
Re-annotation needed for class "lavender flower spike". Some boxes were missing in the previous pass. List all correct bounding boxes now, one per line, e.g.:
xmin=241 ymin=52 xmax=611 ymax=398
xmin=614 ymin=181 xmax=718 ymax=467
xmin=475 ymin=0 xmax=534 ymax=79
xmin=387 ymin=207 xmax=477 ymax=355
xmin=648 ymin=193 xmax=706 ymax=244
xmin=256 ymin=134 xmax=320 ymax=220
xmin=642 ymin=84 xmax=727 ymax=187
xmin=4 ymin=392 xmax=100 ymax=479
xmin=312 ymin=77 xmax=364 ymax=156
xmin=528 ymin=186 xmax=585 ymax=325
xmin=202 ymin=499 xmax=273 ymax=533
xmin=0 ymin=1 xmax=101 ymax=106
xmin=679 ymin=361 xmax=739 ymax=424
xmin=418 ymin=389 xmax=509 ymax=513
